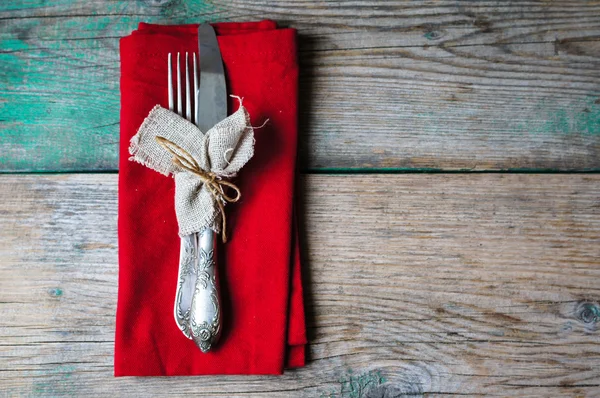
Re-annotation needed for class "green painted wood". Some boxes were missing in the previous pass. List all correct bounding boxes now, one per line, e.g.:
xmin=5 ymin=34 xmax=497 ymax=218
xmin=1 ymin=1 xmax=600 ymax=172
xmin=1 ymin=0 xmax=219 ymax=172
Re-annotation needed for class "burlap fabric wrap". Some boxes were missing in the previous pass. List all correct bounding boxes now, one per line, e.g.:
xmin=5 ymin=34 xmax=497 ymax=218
xmin=129 ymin=102 xmax=254 ymax=237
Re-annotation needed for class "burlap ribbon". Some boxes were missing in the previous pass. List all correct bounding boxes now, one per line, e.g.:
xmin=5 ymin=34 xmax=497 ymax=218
xmin=129 ymin=100 xmax=254 ymax=241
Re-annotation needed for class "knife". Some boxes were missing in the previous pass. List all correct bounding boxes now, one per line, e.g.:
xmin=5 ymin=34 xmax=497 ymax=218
xmin=188 ymin=23 xmax=227 ymax=353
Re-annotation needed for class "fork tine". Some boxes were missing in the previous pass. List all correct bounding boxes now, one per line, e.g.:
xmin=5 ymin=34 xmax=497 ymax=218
xmin=193 ymin=53 xmax=198 ymax=125
xmin=168 ymin=53 xmax=174 ymax=111
xmin=176 ymin=52 xmax=182 ymax=116
xmin=185 ymin=52 xmax=192 ymax=122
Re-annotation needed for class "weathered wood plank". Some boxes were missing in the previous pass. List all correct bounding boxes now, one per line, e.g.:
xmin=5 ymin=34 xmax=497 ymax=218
xmin=1 ymin=174 xmax=599 ymax=396
xmin=1 ymin=1 xmax=600 ymax=172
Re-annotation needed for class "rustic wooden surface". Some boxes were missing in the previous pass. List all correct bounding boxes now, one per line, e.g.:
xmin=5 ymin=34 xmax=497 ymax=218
xmin=2 ymin=0 xmax=600 ymax=396
xmin=1 ymin=174 xmax=599 ymax=397
xmin=1 ymin=1 xmax=600 ymax=172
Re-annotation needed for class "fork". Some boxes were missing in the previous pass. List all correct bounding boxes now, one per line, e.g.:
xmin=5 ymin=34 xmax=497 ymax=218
xmin=169 ymin=52 xmax=222 ymax=352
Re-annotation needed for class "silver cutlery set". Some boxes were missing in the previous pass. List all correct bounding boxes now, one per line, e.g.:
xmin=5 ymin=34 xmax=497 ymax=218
xmin=169 ymin=24 xmax=227 ymax=352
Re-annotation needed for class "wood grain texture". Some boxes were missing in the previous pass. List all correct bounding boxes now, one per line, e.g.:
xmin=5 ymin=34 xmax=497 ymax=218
xmin=1 ymin=1 xmax=600 ymax=172
xmin=1 ymin=174 xmax=599 ymax=396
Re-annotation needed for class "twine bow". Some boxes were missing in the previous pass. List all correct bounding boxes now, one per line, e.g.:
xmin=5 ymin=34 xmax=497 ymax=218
xmin=155 ymin=136 xmax=240 ymax=243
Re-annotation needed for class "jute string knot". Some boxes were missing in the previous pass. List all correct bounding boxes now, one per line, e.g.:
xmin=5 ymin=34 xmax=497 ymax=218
xmin=155 ymin=135 xmax=240 ymax=243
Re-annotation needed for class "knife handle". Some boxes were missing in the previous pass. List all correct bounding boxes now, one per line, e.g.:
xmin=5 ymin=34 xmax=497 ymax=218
xmin=189 ymin=228 xmax=222 ymax=352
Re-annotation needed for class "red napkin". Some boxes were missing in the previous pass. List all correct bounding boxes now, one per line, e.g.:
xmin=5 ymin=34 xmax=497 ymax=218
xmin=115 ymin=20 xmax=306 ymax=376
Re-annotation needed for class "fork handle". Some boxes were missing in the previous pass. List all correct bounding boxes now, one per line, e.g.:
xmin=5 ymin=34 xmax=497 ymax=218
xmin=189 ymin=228 xmax=222 ymax=352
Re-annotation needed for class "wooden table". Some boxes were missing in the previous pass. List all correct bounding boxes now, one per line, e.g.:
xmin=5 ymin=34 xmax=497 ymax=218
xmin=1 ymin=1 xmax=599 ymax=396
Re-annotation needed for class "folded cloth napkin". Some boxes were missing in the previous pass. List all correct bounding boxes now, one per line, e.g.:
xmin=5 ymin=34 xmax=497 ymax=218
xmin=115 ymin=20 xmax=306 ymax=376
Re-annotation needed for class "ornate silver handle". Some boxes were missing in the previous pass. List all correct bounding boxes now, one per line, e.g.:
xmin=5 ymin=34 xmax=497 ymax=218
xmin=190 ymin=229 xmax=221 ymax=352
xmin=174 ymin=229 xmax=222 ymax=352
xmin=174 ymin=234 xmax=195 ymax=339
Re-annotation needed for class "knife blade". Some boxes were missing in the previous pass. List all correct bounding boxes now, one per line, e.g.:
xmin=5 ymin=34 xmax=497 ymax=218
xmin=197 ymin=23 xmax=227 ymax=132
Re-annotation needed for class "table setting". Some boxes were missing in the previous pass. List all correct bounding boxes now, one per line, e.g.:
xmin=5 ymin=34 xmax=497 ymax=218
xmin=116 ymin=20 xmax=306 ymax=376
